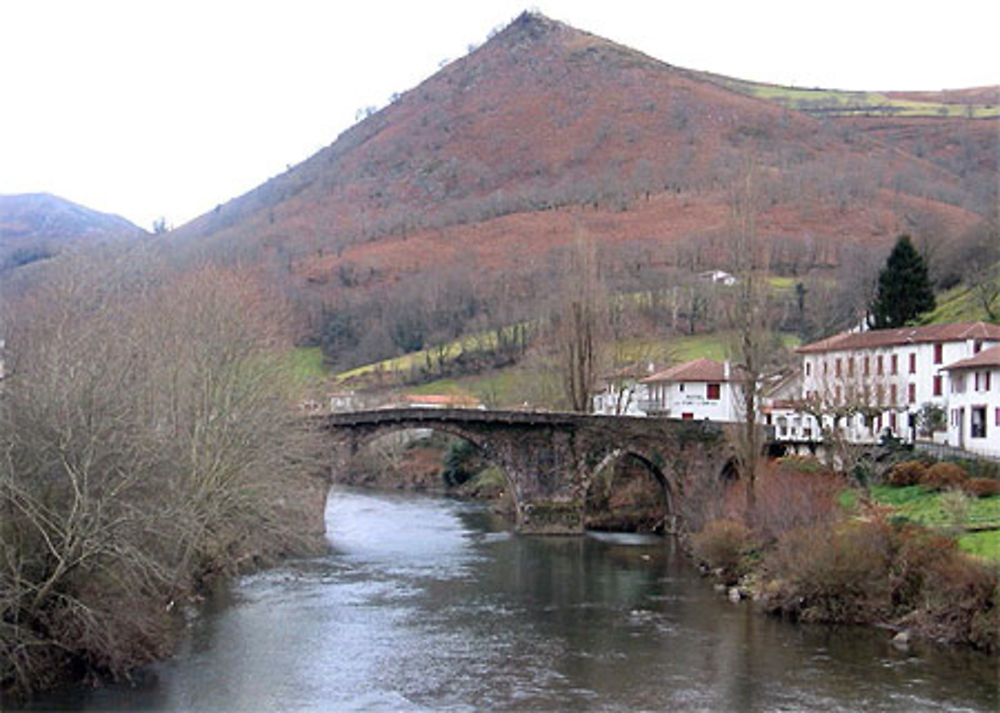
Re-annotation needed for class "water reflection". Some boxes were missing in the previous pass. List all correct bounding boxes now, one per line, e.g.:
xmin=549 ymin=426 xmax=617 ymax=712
xmin=17 ymin=487 xmax=998 ymax=712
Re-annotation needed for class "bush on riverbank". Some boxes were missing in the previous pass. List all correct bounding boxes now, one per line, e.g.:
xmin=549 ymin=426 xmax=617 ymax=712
xmin=760 ymin=517 xmax=998 ymax=652
xmin=690 ymin=519 xmax=753 ymax=584
xmin=0 ymin=260 xmax=327 ymax=698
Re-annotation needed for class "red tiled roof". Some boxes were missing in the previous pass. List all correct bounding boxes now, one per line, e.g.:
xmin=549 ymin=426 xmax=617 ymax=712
xmin=403 ymin=393 xmax=481 ymax=406
xmin=640 ymin=358 xmax=727 ymax=384
xmin=796 ymin=322 xmax=1000 ymax=354
xmin=941 ymin=344 xmax=1000 ymax=371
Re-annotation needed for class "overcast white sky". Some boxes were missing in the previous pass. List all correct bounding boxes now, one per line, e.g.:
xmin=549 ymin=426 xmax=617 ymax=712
xmin=1 ymin=0 xmax=996 ymax=230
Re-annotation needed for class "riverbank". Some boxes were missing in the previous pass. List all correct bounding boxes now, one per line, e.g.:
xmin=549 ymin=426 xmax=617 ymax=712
xmin=689 ymin=459 xmax=999 ymax=655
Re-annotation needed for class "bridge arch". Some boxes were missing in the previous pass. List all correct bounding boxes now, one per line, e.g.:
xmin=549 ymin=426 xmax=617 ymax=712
xmin=585 ymin=448 xmax=677 ymax=533
xmin=327 ymin=420 xmax=523 ymax=512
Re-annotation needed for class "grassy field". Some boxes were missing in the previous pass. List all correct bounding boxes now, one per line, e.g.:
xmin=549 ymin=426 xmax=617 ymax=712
xmin=287 ymin=346 xmax=327 ymax=380
xmin=920 ymin=281 xmax=997 ymax=325
xmin=870 ymin=484 xmax=1000 ymax=529
xmin=702 ymin=73 xmax=1000 ymax=119
xmin=865 ymin=484 xmax=1000 ymax=562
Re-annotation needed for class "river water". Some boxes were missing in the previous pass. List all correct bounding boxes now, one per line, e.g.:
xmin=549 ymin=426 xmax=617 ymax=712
xmin=21 ymin=488 xmax=998 ymax=712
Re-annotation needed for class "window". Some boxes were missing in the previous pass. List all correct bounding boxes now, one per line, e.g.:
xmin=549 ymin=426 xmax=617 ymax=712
xmin=805 ymin=361 xmax=811 ymax=377
xmin=848 ymin=358 xmax=854 ymax=377
xmin=933 ymin=375 xmax=943 ymax=396
xmin=988 ymin=372 xmax=993 ymax=391
xmin=864 ymin=357 xmax=870 ymax=376
xmin=971 ymin=406 xmax=987 ymax=438
xmin=891 ymin=354 xmax=898 ymax=375
xmin=934 ymin=343 xmax=943 ymax=364
xmin=706 ymin=383 xmax=721 ymax=400
xmin=975 ymin=372 xmax=980 ymax=391
xmin=909 ymin=353 xmax=916 ymax=374
xmin=823 ymin=361 xmax=828 ymax=376
xmin=835 ymin=385 xmax=842 ymax=403
xmin=995 ymin=408 xmax=1000 ymax=428
xmin=835 ymin=358 xmax=842 ymax=378
xmin=908 ymin=383 xmax=916 ymax=404
xmin=975 ymin=340 xmax=983 ymax=354
xmin=877 ymin=355 xmax=884 ymax=375
xmin=889 ymin=412 xmax=897 ymax=431
xmin=890 ymin=384 xmax=897 ymax=405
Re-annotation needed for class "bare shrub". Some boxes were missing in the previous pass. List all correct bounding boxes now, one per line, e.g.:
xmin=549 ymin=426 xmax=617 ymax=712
xmin=888 ymin=461 xmax=927 ymax=487
xmin=920 ymin=462 xmax=968 ymax=491
xmin=939 ymin=489 xmax=972 ymax=535
xmin=690 ymin=519 xmax=752 ymax=583
xmin=720 ymin=461 xmax=844 ymax=543
xmin=962 ymin=478 xmax=1000 ymax=498
xmin=763 ymin=518 xmax=998 ymax=652
xmin=763 ymin=520 xmax=894 ymax=623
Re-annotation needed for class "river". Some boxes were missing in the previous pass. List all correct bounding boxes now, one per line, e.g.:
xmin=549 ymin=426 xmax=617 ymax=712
xmin=19 ymin=488 xmax=998 ymax=712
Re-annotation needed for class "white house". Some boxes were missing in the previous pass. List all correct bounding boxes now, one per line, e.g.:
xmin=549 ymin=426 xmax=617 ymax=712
xmin=591 ymin=363 xmax=654 ymax=416
xmin=942 ymin=344 xmax=1000 ymax=457
xmin=761 ymin=371 xmax=821 ymax=441
xmin=698 ymin=269 xmax=737 ymax=286
xmin=797 ymin=322 xmax=1000 ymax=444
xmin=638 ymin=358 xmax=738 ymax=422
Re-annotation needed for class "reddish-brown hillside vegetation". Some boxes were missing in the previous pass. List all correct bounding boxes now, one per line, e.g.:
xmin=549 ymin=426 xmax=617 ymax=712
xmin=164 ymin=12 xmax=996 ymax=367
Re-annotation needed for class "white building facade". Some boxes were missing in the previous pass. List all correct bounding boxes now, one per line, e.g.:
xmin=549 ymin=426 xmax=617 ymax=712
xmin=591 ymin=364 xmax=653 ymax=416
xmin=797 ymin=322 xmax=1000 ymax=444
xmin=639 ymin=358 xmax=738 ymax=422
xmin=942 ymin=344 xmax=1000 ymax=457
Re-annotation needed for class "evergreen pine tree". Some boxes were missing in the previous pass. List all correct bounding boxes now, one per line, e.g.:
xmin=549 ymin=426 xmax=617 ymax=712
xmin=869 ymin=234 xmax=936 ymax=328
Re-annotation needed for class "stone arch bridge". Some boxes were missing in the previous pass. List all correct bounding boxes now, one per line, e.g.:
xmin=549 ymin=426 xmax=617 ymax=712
xmin=325 ymin=409 xmax=738 ymax=534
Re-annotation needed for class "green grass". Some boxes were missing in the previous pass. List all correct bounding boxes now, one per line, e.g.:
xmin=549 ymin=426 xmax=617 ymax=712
xmin=958 ymin=530 xmax=1000 ymax=562
xmin=921 ymin=282 xmax=996 ymax=325
xmin=287 ymin=346 xmax=328 ymax=380
xmin=335 ymin=324 xmax=530 ymax=383
xmin=767 ymin=276 xmax=797 ymax=291
xmin=702 ymin=73 xmax=1000 ymax=119
xmin=869 ymin=484 xmax=1000 ymax=531
xmin=840 ymin=485 xmax=1000 ymax=562
xmin=837 ymin=489 xmax=860 ymax=512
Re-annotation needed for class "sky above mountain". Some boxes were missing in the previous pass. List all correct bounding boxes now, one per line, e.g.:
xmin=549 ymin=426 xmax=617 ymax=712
xmin=1 ymin=0 xmax=996 ymax=231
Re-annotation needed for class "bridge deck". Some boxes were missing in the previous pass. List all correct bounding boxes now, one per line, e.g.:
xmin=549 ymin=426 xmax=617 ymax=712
xmin=325 ymin=407 xmax=661 ymax=428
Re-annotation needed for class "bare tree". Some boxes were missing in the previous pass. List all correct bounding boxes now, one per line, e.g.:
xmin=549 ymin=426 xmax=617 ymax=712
xmin=0 ymin=256 xmax=324 ymax=697
xmin=554 ymin=235 xmax=608 ymax=412
xmin=726 ymin=158 xmax=770 ymax=514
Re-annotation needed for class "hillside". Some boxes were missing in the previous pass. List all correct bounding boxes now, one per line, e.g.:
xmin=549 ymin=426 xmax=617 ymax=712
xmin=0 ymin=192 xmax=146 ymax=269
xmin=164 ymin=12 xmax=996 ymax=369
xmin=685 ymin=72 xmax=998 ymax=212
